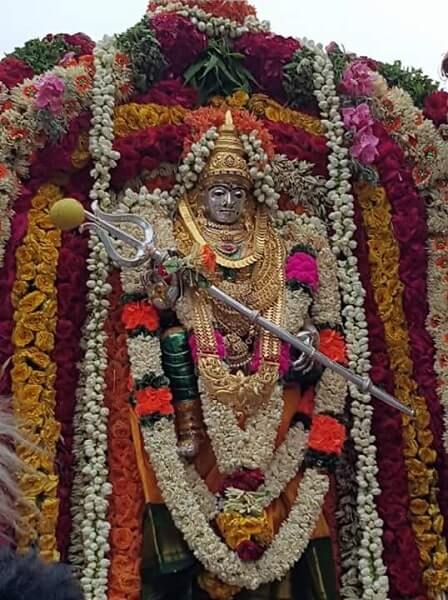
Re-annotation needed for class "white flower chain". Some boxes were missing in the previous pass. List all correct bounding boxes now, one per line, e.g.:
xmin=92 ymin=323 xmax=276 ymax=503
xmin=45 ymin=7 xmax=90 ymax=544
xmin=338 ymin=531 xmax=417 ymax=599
xmin=142 ymin=419 xmax=328 ymax=590
xmin=200 ymin=383 xmax=284 ymax=473
xmin=177 ymin=127 xmax=280 ymax=209
xmin=77 ymin=237 xmax=112 ymax=600
xmin=89 ymin=37 xmax=121 ymax=208
xmin=184 ymin=422 xmax=308 ymax=520
xmin=307 ymin=42 xmax=389 ymax=599
xmin=70 ymin=37 xmax=119 ymax=600
xmin=149 ymin=2 xmax=269 ymax=38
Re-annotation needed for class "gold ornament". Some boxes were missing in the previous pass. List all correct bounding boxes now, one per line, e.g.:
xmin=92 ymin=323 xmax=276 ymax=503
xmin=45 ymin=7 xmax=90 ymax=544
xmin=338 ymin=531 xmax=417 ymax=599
xmin=200 ymin=110 xmax=252 ymax=190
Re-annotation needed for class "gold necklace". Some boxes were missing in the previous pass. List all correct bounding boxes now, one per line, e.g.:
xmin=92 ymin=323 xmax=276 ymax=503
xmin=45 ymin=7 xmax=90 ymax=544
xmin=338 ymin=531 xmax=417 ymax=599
xmin=177 ymin=196 xmax=268 ymax=269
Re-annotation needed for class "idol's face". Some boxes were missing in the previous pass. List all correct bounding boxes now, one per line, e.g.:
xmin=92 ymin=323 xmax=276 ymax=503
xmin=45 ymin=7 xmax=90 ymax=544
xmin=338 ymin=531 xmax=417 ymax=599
xmin=204 ymin=183 xmax=247 ymax=225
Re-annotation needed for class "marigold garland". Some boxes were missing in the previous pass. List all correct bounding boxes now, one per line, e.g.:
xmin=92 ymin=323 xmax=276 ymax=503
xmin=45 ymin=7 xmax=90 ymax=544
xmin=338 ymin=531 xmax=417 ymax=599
xmin=210 ymin=91 xmax=324 ymax=136
xmin=11 ymin=182 xmax=63 ymax=561
xmin=356 ymin=182 xmax=448 ymax=594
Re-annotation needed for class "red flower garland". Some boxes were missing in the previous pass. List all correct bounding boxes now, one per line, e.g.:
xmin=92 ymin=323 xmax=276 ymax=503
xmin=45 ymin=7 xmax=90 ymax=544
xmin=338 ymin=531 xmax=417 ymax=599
xmin=134 ymin=387 xmax=174 ymax=417
xmin=353 ymin=190 xmax=425 ymax=598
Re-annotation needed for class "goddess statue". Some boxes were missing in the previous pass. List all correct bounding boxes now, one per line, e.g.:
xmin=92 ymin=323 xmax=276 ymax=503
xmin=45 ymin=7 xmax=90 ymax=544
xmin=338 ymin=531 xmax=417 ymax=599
xmin=129 ymin=111 xmax=347 ymax=600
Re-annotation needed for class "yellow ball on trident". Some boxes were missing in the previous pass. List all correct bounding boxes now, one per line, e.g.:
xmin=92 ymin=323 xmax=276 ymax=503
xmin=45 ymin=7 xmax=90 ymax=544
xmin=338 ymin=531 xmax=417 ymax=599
xmin=49 ymin=198 xmax=86 ymax=231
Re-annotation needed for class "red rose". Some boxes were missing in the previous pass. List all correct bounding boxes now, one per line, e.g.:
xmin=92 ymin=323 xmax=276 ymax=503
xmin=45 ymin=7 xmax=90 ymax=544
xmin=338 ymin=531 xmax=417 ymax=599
xmin=423 ymin=90 xmax=448 ymax=127
xmin=236 ymin=540 xmax=264 ymax=561
xmin=150 ymin=14 xmax=207 ymax=77
xmin=0 ymin=56 xmax=34 ymax=89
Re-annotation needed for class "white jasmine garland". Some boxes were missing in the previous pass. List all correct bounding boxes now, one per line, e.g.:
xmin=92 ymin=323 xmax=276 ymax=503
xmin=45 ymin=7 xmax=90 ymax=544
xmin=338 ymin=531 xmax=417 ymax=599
xmin=184 ymin=423 xmax=308 ymax=521
xmin=141 ymin=419 xmax=328 ymax=590
xmin=148 ymin=1 xmax=269 ymax=38
xmin=177 ymin=127 xmax=280 ymax=209
xmin=200 ymin=383 xmax=284 ymax=473
xmin=89 ymin=37 xmax=122 ymax=209
xmin=72 ymin=235 xmax=112 ymax=600
xmin=306 ymin=42 xmax=389 ymax=599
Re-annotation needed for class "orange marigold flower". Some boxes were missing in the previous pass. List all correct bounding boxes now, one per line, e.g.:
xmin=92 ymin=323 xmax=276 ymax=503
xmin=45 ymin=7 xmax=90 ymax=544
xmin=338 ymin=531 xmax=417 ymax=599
xmin=318 ymin=329 xmax=347 ymax=365
xmin=0 ymin=162 xmax=8 ymax=179
xmin=135 ymin=387 xmax=173 ymax=417
xmin=122 ymin=301 xmax=160 ymax=332
xmin=309 ymin=414 xmax=346 ymax=455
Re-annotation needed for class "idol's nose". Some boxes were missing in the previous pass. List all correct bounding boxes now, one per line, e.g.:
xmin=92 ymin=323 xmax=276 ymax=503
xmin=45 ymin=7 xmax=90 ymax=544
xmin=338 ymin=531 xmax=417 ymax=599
xmin=224 ymin=193 xmax=234 ymax=207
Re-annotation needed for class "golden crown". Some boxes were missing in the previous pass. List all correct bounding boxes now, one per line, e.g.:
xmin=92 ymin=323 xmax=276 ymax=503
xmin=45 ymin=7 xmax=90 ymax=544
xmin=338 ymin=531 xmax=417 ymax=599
xmin=200 ymin=111 xmax=252 ymax=189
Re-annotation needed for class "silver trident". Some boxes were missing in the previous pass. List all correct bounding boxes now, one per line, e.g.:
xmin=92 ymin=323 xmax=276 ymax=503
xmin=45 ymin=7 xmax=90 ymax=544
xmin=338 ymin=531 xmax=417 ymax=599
xmin=50 ymin=199 xmax=414 ymax=418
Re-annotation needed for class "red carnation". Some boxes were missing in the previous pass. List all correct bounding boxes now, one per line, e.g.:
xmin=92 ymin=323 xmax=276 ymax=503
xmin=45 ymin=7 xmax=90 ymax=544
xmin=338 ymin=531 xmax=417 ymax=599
xmin=134 ymin=78 xmax=198 ymax=108
xmin=236 ymin=540 xmax=265 ymax=561
xmin=234 ymin=32 xmax=300 ymax=101
xmin=150 ymin=14 xmax=207 ymax=77
xmin=0 ymin=56 xmax=34 ymax=89
xmin=309 ymin=415 xmax=346 ymax=456
xmin=423 ymin=90 xmax=448 ymax=127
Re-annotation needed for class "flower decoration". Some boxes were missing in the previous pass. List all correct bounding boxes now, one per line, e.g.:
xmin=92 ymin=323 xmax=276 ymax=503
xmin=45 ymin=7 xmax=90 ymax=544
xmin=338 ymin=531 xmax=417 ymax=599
xmin=135 ymin=387 xmax=174 ymax=417
xmin=122 ymin=301 xmax=160 ymax=333
xmin=220 ymin=469 xmax=265 ymax=494
xmin=0 ymin=56 xmax=34 ymax=89
xmin=308 ymin=415 xmax=346 ymax=456
xmin=424 ymin=91 xmax=448 ymax=127
xmin=285 ymin=251 xmax=319 ymax=293
xmin=234 ymin=33 xmax=300 ymax=100
xmin=339 ymin=59 xmax=375 ymax=97
xmin=342 ymin=103 xmax=379 ymax=165
xmin=318 ymin=329 xmax=347 ymax=365
xmin=151 ymin=13 xmax=207 ymax=77
xmin=35 ymin=73 xmax=65 ymax=113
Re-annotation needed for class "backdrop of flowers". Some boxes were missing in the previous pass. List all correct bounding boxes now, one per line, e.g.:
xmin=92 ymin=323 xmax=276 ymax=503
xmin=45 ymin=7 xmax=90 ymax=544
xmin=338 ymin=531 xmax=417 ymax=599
xmin=1 ymin=1 xmax=448 ymax=599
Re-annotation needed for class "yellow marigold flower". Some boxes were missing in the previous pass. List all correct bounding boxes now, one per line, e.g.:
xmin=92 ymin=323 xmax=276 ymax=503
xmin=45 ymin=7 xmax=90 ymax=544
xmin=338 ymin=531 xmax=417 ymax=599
xmin=227 ymin=90 xmax=249 ymax=108
xmin=216 ymin=510 xmax=272 ymax=550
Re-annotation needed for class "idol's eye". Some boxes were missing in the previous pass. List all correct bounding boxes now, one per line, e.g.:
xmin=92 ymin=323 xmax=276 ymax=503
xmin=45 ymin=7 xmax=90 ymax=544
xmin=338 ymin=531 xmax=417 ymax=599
xmin=211 ymin=186 xmax=227 ymax=197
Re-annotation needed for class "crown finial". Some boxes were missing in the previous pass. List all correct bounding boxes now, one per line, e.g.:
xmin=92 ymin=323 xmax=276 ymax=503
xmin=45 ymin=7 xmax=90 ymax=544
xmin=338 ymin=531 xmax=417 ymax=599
xmin=199 ymin=111 xmax=252 ymax=188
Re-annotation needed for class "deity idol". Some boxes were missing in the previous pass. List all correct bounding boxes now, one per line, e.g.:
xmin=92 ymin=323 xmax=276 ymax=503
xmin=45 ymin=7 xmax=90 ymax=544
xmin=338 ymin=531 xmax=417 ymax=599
xmin=127 ymin=111 xmax=348 ymax=599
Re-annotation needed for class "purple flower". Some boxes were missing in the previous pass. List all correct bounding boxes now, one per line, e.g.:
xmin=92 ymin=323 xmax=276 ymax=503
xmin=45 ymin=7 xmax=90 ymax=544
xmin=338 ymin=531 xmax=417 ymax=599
xmin=340 ymin=59 xmax=375 ymax=97
xmin=285 ymin=252 xmax=319 ymax=292
xmin=342 ymin=102 xmax=374 ymax=132
xmin=35 ymin=74 xmax=65 ymax=114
